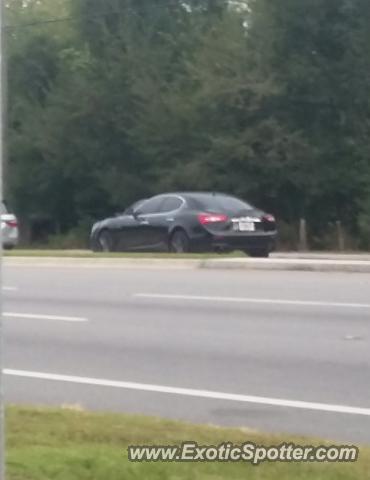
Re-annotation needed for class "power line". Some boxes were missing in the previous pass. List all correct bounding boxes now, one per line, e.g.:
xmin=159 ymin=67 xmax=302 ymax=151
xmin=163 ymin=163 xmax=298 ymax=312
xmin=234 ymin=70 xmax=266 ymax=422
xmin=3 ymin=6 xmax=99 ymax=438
xmin=3 ymin=3 xmax=205 ymax=31
xmin=5 ymin=15 xmax=74 ymax=30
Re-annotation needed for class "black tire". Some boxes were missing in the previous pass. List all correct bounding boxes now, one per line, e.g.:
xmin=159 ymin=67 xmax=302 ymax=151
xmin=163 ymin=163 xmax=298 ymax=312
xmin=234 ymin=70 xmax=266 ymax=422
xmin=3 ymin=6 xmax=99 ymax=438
xmin=98 ymin=230 xmax=114 ymax=252
xmin=169 ymin=229 xmax=190 ymax=253
xmin=244 ymin=248 xmax=270 ymax=258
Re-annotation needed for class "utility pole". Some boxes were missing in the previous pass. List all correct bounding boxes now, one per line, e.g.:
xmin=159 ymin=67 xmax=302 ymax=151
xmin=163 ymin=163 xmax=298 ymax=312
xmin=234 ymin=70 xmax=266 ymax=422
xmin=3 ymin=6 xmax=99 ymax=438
xmin=0 ymin=0 xmax=5 ymax=477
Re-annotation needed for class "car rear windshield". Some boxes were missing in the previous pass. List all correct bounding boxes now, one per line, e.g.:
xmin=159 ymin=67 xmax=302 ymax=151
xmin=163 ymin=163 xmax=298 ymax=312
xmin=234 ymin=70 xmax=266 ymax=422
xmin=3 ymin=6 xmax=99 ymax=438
xmin=189 ymin=195 xmax=253 ymax=212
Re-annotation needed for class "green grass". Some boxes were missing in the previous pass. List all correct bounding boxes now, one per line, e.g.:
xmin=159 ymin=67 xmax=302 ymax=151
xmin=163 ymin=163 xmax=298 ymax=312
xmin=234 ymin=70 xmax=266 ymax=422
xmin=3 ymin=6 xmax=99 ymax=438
xmin=4 ymin=249 xmax=245 ymax=259
xmin=6 ymin=406 xmax=370 ymax=479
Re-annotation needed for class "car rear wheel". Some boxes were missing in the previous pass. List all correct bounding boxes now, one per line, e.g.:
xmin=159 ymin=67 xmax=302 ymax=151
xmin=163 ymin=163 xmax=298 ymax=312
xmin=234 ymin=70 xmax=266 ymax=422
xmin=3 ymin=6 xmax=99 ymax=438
xmin=98 ymin=230 xmax=113 ymax=252
xmin=244 ymin=248 xmax=270 ymax=258
xmin=169 ymin=230 xmax=190 ymax=253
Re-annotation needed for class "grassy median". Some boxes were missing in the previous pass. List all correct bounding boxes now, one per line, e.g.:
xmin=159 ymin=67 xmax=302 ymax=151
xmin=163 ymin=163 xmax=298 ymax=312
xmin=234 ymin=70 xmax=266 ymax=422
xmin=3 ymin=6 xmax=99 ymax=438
xmin=4 ymin=249 xmax=245 ymax=259
xmin=6 ymin=406 xmax=370 ymax=479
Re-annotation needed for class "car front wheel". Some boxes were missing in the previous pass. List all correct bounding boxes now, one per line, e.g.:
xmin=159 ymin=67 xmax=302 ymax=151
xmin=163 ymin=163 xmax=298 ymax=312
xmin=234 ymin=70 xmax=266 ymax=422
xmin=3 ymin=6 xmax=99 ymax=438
xmin=169 ymin=230 xmax=190 ymax=253
xmin=98 ymin=230 xmax=114 ymax=252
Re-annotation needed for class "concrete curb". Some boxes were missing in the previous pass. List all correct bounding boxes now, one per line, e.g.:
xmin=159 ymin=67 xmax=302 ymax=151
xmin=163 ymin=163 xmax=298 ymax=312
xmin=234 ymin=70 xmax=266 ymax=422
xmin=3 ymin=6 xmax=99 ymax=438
xmin=5 ymin=256 xmax=370 ymax=273
xmin=200 ymin=258 xmax=370 ymax=273
xmin=272 ymin=253 xmax=370 ymax=261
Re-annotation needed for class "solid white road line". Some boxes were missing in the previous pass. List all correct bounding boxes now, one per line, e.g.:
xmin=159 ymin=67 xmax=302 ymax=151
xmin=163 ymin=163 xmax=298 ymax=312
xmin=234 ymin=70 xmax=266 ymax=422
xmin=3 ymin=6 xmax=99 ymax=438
xmin=3 ymin=286 xmax=18 ymax=292
xmin=3 ymin=312 xmax=88 ymax=323
xmin=134 ymin=293 xmax=370 ymax=309
xmin=4 ymin=368 xmax=370 ymax=417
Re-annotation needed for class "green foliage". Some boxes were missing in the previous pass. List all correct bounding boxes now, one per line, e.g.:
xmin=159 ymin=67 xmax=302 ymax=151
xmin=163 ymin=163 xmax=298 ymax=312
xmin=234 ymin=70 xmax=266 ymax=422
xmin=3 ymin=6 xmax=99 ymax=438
xmin=6 ymin=0 xmax=370 ymax=248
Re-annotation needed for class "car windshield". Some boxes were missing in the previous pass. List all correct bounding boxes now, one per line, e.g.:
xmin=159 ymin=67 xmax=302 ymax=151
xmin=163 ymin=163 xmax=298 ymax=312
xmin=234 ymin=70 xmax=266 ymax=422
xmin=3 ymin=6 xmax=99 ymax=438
xmin=190 ymin=195 xmax=253 ymax=212
xmin=125 ymin=200 xmax=146 ymax=215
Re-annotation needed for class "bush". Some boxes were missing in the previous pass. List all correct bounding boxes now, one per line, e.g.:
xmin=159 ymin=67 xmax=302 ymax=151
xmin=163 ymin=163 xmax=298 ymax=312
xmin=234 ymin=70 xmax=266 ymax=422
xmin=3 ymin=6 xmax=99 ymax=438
xmin=358 ymin=212 xmax=370 ymax=250
xmin=276 ymin=221 xmax=299 ymax=251
xmin=45 ymin=222 xmax=91 ymax=249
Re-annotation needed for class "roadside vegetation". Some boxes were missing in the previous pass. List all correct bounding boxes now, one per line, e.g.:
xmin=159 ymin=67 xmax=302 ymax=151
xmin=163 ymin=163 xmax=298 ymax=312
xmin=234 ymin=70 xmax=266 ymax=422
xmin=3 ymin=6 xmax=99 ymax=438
xmin=7 ymin=406 xmax=370 ymax=480
xmin=4 ymin=249 xmax=245 ymax=259
xmin=6 ymin=0 xmax=370 ymax=250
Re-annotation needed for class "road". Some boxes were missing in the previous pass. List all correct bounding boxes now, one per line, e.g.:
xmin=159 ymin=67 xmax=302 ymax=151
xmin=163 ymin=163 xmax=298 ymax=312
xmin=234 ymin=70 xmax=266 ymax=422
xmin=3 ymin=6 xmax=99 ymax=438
xmin=3 ymin=260 xmax=370 ymax=444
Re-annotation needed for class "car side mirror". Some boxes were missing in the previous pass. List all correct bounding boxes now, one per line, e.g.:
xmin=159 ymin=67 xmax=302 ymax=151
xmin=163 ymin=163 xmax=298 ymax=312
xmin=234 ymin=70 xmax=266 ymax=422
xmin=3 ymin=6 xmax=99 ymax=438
xmin=132 ymin=209 xmax=142 ymax=219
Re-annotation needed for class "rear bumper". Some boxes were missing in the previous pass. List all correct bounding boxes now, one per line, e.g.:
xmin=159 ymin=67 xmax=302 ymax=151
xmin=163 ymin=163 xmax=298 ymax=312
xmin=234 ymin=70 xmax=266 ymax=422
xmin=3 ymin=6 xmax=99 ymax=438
xmin=2 ymin=227 xmax=19 ymax=248
xmin=213 ymin=232 xmax=277 ymax=251
xmin=191 ymin=231 xmax=277 ymax=252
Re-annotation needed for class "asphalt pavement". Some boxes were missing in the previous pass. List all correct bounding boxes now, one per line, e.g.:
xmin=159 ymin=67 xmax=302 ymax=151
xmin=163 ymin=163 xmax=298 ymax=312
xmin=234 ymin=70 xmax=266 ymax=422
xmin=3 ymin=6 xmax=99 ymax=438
xmin=3 ymin=261 xmax=370 ymax=444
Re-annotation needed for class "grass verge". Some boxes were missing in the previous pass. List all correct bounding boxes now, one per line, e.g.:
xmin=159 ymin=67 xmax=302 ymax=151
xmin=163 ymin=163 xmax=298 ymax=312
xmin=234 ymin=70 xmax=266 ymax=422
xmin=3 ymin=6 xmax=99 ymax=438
xmin=4 ymin=249 xmax=245 ymax=259
xmin=6 ymin=406 xmax=370 ymax=479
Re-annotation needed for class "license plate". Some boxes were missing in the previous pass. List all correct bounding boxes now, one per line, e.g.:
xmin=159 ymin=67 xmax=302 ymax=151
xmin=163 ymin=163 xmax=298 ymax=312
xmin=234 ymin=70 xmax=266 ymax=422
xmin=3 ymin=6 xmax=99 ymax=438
xmin=238 ymin=221 xmax=255 ymax=232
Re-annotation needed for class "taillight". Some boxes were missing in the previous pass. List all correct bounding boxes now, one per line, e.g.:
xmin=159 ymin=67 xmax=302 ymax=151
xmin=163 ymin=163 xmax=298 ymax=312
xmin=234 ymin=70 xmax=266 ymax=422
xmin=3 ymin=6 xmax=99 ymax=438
xmin=5 ymin=220 xmax=18 ymax=228
xmin=262 ymin=214 xmax=275 ymax=223
xmin=198 ymin=213 xmax=228 ymax=225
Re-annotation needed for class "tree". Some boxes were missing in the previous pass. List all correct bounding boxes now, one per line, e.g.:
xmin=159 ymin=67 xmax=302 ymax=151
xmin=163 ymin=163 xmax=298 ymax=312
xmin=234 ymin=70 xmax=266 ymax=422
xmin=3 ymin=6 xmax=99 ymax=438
xmin=248 ymin=0 xmax=370 ymax=233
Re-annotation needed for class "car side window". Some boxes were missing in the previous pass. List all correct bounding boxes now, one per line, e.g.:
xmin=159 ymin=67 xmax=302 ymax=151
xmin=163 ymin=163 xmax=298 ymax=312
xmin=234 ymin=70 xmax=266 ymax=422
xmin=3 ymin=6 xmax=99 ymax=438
xmin=137 ymin=197 xmax=164 ymax=215
xmin=160 ymin=197 xmax=183 ymax=213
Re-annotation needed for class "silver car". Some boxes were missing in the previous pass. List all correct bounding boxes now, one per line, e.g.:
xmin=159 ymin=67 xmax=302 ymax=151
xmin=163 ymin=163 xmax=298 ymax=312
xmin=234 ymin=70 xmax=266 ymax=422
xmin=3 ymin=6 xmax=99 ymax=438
xmin=1 ymin=203 xmax=18 ymax=249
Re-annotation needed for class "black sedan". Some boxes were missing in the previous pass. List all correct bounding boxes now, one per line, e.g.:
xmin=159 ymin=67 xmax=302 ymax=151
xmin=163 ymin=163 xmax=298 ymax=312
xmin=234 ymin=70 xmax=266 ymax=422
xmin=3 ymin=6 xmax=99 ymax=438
xmin=90 ymin=192 xmax=277 ymax=257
